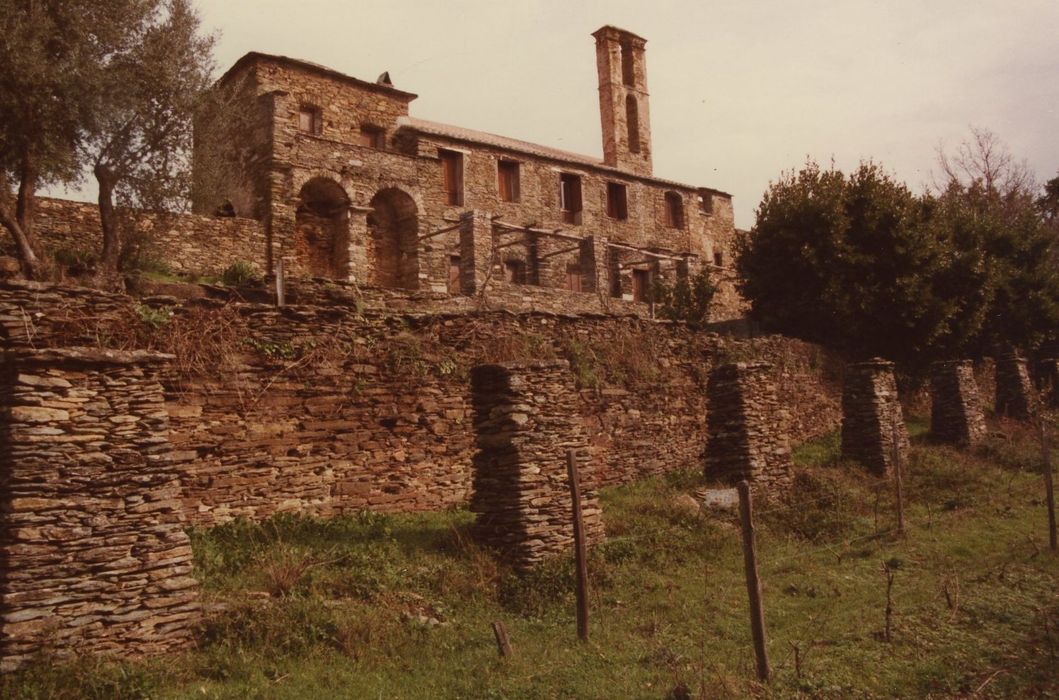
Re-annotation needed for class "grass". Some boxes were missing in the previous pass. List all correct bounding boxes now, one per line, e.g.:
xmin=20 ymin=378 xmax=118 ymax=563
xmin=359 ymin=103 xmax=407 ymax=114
xmin=3 ymin=415 xmax=1058 ymax=699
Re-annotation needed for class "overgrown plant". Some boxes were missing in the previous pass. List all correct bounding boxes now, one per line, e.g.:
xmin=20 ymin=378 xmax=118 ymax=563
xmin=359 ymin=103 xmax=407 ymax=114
xmin=653 ymin=267 xmax=716 ymax=326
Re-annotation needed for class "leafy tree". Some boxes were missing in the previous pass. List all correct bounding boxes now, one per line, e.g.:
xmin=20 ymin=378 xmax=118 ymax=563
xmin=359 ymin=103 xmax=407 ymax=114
xmin=82 ymin=0 xmax=215 ymax=277
xmin=653 ymin=267 xmax=716 ymax=326
xmin=736 ymin=160 xmax=975 ymax=371
xmin=0 ymin=1 xmax=135 ymax=277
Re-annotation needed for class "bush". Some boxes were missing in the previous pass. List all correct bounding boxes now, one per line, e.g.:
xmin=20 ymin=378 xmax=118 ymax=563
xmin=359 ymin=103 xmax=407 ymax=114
xmin=221 ymin=260 xmax=259 ymax=286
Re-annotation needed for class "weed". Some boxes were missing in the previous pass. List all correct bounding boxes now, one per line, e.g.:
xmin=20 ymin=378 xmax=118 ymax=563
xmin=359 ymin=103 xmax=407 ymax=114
xmin=221 ymin=260 xmax=259 ymax=286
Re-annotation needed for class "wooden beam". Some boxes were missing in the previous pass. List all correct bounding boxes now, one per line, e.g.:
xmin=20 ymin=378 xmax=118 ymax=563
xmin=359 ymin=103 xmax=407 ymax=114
xmin=537 ymin=244 xmax=582 ymax=261
xmin=492 ymin=220 xmax=583 ymax=243
xmin=606 ymin=241 xmax=690 ymax=262
xmin=418 ymin=221 xmax=463 ymax=241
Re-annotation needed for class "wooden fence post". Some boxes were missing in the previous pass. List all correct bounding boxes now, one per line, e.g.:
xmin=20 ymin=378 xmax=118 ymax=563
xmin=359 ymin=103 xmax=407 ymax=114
xmin=275 ymin=258 xmax=285 ymax=307
xmin=737 ymin=480 xmax=770 ymax=682
xmin=567 ymin=449 xmax=590 ymax=641
xmin=492 ymin=620 xmax=513 ymax=658
xmin=891 ymin=419 xmax=905 ymax=537
xmin=1040 ymin=421 xmax=1057 ymax=551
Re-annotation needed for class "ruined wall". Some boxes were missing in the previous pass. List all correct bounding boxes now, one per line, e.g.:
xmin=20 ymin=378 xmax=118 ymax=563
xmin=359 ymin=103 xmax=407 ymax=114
xmin=30 ymin=198 xmax=266 ymax=276
xmin=0 ymin=348 xmax=199 ymax=670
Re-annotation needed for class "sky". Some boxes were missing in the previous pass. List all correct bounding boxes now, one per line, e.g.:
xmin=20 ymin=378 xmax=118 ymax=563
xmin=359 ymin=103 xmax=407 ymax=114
xmin=58 ymin=0 xmax=1059 ymax=229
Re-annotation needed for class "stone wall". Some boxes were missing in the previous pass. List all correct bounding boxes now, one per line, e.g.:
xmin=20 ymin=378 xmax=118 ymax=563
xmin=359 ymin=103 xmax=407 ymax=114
xmin=0 ymin=281 xmax=842 ymax=526
xmin=840 ymin=359 xmax=910 ymax=476
xmin=929 ymin=360 xmax=987 ymax=446
xmin=995 ymin=353 xmax=1035 ymax=419
xmin=705 ymin=362 xmax=793 ymax=494
xmin=30 ymin=197 xmax=266 ymax=276
xmin=469 ymin=361 xmax=604 ymax=569
xmin=0 ymin=348 xmax=199 ymax=670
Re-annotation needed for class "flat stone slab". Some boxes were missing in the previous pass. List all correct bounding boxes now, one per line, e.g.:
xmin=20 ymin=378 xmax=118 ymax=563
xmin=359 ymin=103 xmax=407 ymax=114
xmin=699 ymin=488 xmax=739 ymax=511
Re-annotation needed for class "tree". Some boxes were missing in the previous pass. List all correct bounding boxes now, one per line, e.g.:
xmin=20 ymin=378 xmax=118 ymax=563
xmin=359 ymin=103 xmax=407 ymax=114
xmin=737 ymin=160 xmax=978 ymax=371
xmin=81 ymin=0 xmax=214 ymax=277
xmin=934 ymin=131 xmax=1059 ymax=355
xmin=0 ymin=1 xmax=133 ymax=277
xmin=653 ymin=267 xmax=716 ymax=326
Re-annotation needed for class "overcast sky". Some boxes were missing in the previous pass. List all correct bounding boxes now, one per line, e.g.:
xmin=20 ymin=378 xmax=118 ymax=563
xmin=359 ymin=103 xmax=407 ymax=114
xmin=59 ymin=0 xmax=1059 ymax=228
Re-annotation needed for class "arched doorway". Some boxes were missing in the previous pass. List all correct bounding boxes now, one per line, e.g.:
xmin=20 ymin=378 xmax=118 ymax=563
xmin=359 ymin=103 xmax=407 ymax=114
xmin=295 ymin=178 xmax=350 ymax=278
xmin=368 ymin=188 xmax=418 ymax=289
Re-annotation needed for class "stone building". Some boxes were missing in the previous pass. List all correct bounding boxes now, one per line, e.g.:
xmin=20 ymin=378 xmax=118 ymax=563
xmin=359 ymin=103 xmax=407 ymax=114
xmin=192 ymin=26 xmax=740 ymax=312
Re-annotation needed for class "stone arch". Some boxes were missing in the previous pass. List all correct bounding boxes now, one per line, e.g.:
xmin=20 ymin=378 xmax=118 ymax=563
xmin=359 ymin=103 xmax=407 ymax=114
xmin=295 ymin=177 xmax=351 ymax=278
xmin=368 ymin=187 xmax=419 ymax=289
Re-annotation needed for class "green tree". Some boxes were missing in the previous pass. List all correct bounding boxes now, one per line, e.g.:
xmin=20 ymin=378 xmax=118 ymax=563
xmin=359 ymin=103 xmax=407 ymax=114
xmin=82 ymin=0 xmax=215 ymax=277
xmin=653 ymin=266 xmax=716 ymax=326
xmin=737 ymin=160 xmax=975 ymax=370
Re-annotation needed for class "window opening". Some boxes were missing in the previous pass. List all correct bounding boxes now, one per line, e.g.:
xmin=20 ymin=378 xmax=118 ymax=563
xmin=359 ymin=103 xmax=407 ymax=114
xmin=606 ymin=182 xmax=628 ymax=220
xmin=559 ymin=173 xmax=583 ymax=224
xmin=664 ymin=191 xmax=684 ymax=229
xmin=626 ymin=95 xmax=640 ymax=154
xmin=298 ymin=105 xmax=322 ymax=135
xmin=439 ymin=150 xmax=464 ymax=206
xmin=498 ymin=160 xmax=520 ymax=202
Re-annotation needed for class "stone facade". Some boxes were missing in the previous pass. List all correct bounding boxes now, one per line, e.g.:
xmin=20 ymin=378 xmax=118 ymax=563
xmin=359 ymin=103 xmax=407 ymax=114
xmin=469 ymin=361 xmax=604 ymax=569
xmin=929 ymin=360 xmax=987 ymax=446
xmin=0 ymin=348 xmax=199 ymax=670
xmin=704 ymin=362 xmax=793 ymax=494
xmin=190 ymin=26 xmax=744 ymax=322
xmin=840 ymin=359 xmax=910 ymax=476
xmin=995 ymin=353 xmax=1035 ymax=419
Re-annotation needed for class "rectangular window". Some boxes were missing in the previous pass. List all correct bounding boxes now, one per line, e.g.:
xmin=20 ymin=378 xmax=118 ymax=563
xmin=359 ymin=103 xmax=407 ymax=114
xmin=298 ymin=105 xmax=322 ymax=135
xmin=632 ymin=269 xmax=651 ymax=302
xmin=713 ymin=251 xmax=724 ymax=267
xmin=698 ymin=192 xmax=713 ymax=215
xmin=606 ymin=182 xmax=628 ymax=220
xmin=358 ymin=126 xmax=385 ymax=149
xmin=448 ymin=255 xmax=462 ymax=294
xmin=566 ymin=264 xmax=582 ymax=292
xmin=664 ymin=191 xmax=685 ymax=229
xmin=503 ymin=259 xmax=526 ymax=284
xmin=439 ymin=150 xmax=464 ymax=206
xmin=498 ymin=159 xmax=520 ymax=202
xmin=559 ymin=173 xmax=583 ymax=224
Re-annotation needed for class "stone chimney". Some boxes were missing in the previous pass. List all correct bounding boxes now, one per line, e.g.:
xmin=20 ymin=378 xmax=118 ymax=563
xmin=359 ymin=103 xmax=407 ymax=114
xmin=593 ymin=26 xmax=652 ymax=176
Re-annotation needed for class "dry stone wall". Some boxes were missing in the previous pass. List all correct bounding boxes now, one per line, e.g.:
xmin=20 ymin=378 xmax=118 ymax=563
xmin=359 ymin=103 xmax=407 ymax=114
xmin=929 ymin=360 xmax=987 ymax=446
xmin=0 ymin=348 xmax=199 ymax=670
xmin=995 ymin=354 xmax=1035 ymax=419
xmin=705 ymin=362 xmax=793 ymax=494
xmin=469 ymin=361 xmax=604 ymax=569
xmin=840 ymin=359 xmax=910 ymax=476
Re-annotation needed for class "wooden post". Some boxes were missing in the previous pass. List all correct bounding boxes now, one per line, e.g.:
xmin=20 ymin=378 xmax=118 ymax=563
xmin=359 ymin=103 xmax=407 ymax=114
xmin=491 ymin=620 xmax=513 ymax=658
xmin=275 ymin=258 xmax=285 ymax=307
xmin=737 ymin=480 xmax=770 ymax=682
xmin=1040 ymin=421 xmax=1057 ymax=551
xmin=891 ymin=419 xmax=905 ymax=537
xmin=566 ymin=448 xmax=590 ymax=642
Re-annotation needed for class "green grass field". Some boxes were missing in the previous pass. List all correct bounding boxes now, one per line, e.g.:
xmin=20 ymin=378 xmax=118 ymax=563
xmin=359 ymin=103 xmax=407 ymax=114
xmin=5 ymin=414 xmax=1058 ymax=699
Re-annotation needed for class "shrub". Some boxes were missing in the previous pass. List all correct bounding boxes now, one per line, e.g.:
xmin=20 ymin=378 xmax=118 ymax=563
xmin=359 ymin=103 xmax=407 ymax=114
xmin=221 ymin=260 xmax=259 ymax=286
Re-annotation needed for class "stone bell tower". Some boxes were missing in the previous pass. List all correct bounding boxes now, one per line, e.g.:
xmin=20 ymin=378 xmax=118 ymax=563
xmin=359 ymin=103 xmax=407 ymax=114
xmin=593 ymin=26 xmax=652 ymax=177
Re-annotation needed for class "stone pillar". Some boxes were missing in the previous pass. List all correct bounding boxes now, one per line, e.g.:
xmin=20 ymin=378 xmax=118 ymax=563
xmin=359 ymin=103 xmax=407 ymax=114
xmin=929 ymin=360 xmax=987 ymax=446
xmin=1038 ymin=358 xmax=1059 ymax=408
xmin=578 ymin=235 xmax=605 ymax=294
xmin=705 ymin=362 xmax=793 ymax=493
xmin=0 ymin=348 xmax=200 ymax=670
xmin=995 ymin=353 xmax=1034 ymax=419
xmin=840 ymin=359 xmax=909 ymax=476
xmin=459 ymin=210 xmax=493 ymax=296
xmin=469 ymin=360 xmax=605 ymax=570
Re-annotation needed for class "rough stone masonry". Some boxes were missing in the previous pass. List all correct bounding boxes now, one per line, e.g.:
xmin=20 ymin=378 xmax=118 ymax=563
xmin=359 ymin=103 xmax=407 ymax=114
xmin=469 ymin=360 xmax=605 ymax=570
xmin=840 ymin=359 xmax=910 ymax=476
xmin=994 ymin=353 xmax=1035 ymax=419
xmin=0 ymin=348 xmax=200 ymax=670
xmin=929 ymin=360 xmax=987 ymax=446
xmin=704 ymin=361 xmax=794 ymax=494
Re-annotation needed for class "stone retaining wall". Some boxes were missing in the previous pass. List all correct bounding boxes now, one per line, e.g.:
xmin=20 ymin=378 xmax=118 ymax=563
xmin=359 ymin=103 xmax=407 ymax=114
xmin=929 ymin=360 xmax=987 ymax=446
xmin=704 ymin=362 xmax=793 ymax=494
xmin=840 ymin=359 xmax=909 ymax=476
xmin=469 ymin=361 xmax=604 ymax=569
xmin=0 ymin=348 xmax=199 ymax=670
